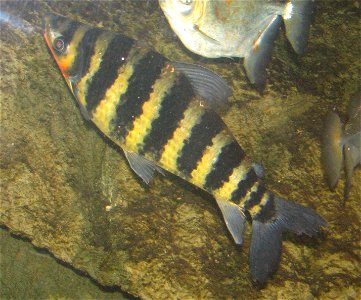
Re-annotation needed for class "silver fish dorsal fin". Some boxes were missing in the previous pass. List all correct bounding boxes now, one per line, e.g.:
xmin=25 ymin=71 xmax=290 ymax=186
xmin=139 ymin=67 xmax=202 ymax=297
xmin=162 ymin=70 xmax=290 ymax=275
xmin=173 ymin=62 xmax=231 ymax=113
xmin=124 ymin=150 xmax=164 ymax=184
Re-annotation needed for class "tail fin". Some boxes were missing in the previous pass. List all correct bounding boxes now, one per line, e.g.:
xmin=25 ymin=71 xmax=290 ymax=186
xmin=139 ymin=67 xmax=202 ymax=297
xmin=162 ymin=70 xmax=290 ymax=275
xmin=322 ymin=112 xmax=344 ymax=190
xmin=283 ymin=0 xmax=314 ymax=54
xmin=250 ymin=196 xmax=326 ymax=283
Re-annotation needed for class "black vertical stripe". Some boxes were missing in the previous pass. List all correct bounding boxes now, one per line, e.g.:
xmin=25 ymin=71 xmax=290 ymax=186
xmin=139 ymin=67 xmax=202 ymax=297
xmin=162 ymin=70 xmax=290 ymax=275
xmin=254 ymin=193 xmax=275 ymax=222
xmin=68 ymin=28 xmax=103 ymax=79
xmin=85 ymin=34 xmax=134 ymax=112
xmin=62 ymin=21 xmax=80 ymax=45
xmin=141 ymin=74 xmax=194 ymax=158
xmin=111 ymin=51 xmax=167 ymax=139
xmin=230 ymin=168 xmax=258 ymax=204
xmin=177 ymin=110 xmax=224 ymax=176
xmin=243 ymin=185 xmax=266 ymax=210
xmin=204 ymin=141 xmax=245 ymax=191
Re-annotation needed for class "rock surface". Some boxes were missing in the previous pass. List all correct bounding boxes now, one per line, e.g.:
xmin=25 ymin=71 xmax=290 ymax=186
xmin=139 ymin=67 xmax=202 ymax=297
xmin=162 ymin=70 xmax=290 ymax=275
xmin=0 ymin=0 xmax=360 ymax=299
xmin=0 ymin=228 xmax=129 ymax=299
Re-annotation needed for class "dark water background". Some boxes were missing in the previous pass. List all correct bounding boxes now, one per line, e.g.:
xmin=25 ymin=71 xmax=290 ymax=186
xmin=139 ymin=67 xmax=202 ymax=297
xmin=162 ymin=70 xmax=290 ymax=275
xmin=0 ymin=0 xmax=360 ymax=299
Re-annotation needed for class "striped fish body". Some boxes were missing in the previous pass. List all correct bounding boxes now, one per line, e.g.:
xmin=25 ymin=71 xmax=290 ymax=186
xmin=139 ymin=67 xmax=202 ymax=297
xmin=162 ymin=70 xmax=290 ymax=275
xmin=44 ymin=13 xmax=326 ymax=284
xmin=42 ymin=13 xmax=258 ymax=208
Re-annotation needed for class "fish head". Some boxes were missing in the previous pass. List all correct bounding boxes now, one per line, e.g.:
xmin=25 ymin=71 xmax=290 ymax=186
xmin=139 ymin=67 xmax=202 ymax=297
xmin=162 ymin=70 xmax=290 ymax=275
xmin=159 ymin=0 xmax=203 ymax=29
xmin=159 ymin=0 xmax=224 ymax=56
xmin=159 ymin=0 xmax=195 ymax=16
xmin=43 ymin=13 xmax=86 ymax=86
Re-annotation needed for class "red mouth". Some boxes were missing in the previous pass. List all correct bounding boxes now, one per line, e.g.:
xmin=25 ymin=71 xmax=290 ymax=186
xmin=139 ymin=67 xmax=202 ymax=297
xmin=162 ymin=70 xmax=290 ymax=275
xmin=43 ymin=30 xmax=69 ymax=79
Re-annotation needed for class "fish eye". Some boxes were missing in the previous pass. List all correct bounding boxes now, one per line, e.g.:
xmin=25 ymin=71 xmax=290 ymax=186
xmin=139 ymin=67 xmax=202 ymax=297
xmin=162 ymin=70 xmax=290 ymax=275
xmin=177 ymin=0 xmax=193 ymax=14
xmin=53 ymin=36 xmax=66 ymax=54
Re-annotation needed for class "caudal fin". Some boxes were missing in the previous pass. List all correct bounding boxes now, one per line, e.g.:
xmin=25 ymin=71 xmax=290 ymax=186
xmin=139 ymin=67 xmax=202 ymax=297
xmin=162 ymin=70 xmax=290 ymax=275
xmin=250 ymin=196 xmax=326 ymax=283
xmin=283 ymin=0 xmax=314 ymax=54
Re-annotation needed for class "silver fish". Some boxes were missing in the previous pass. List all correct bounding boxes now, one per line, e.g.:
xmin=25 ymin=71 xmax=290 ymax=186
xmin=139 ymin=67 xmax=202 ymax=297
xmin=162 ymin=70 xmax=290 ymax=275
xmin=159 ymin=0 xmax=314 ymax=90
xmin=323 ymin=91 xmax=361 ymax=199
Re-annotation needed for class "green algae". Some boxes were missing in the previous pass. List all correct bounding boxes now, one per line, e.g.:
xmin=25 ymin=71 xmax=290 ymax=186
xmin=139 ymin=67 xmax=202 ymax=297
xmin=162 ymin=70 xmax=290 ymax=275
xmin=0 ymin=0 xmax=360 ymax=299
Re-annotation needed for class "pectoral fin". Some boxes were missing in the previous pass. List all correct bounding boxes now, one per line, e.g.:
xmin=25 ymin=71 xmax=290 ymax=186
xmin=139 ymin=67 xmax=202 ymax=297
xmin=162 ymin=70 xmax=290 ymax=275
xmin=71 ymin=83 xmax=91 ymax=121
xmin=244 ymin=15 xmax=282 ymax=91
xmin=215 ymin=198 xmax=246 ymax=245
xmin=343 ymin=142 xmax=360 ymax=199
xmin=322 ymin=112 xmax=343 ymax=190
xmin=124 ymin=150 xmax=164 ymax=184
xmin=173 ymin=62 xmax=232 ymax=113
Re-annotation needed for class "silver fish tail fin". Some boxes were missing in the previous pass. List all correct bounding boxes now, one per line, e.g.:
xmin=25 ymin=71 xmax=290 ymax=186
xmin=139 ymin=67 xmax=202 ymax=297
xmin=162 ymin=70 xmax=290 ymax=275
xmin=322 ymin=112 xmax=344 ymax=190
xmin=283 ymin=0 xmax=314 ymax=54
xmin=250 ymin=195 xmax=326 ymax=283
xmin=244 ymin=16 xmax=282 ymax=92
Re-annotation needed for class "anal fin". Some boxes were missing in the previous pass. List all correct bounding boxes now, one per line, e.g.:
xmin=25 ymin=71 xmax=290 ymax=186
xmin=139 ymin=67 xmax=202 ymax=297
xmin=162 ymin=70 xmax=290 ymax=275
xmin=124 ymin=150 xmax=164 ymax=185
xmin=216 ymin=198 xmax=246 ymax=245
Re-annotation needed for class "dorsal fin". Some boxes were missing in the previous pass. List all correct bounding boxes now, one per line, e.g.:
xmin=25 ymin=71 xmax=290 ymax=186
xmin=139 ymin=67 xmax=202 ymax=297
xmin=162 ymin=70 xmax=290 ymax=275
xmin=173 ymin=62 xmax=231 ymax=113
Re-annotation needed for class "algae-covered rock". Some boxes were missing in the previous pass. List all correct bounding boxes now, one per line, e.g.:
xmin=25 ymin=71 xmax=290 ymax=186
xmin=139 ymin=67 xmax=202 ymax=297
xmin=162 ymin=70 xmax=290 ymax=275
xmin=0 ymin=228 xmax=129 ymax=299
xmin=0 ymin=0 xmax=360 ymax=299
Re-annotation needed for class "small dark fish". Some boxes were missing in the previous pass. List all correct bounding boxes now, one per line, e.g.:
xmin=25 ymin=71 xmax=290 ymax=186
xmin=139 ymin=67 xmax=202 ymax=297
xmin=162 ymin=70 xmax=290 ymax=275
xmin=323 ymin=91 xmax=361 ymax=199
xmin=43 ymin=13 xmax=325 ymax=283
xmin=159 ymin=0 xmax=314 ymax=91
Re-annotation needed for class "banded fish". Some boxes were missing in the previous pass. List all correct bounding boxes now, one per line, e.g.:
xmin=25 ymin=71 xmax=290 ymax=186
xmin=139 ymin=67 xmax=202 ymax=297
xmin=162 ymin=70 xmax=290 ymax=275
xmin=43 ymin=13 xmax=325 ymax=283
xmin=159 ymin=0 xmax=314 ymax=91
xmin=322 ymin=91 xmax=361 ymax=200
